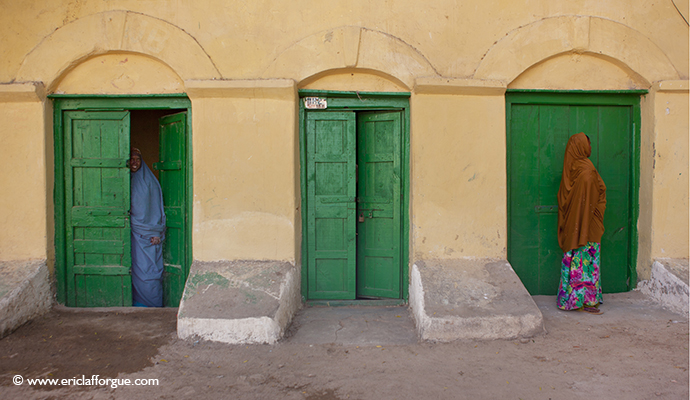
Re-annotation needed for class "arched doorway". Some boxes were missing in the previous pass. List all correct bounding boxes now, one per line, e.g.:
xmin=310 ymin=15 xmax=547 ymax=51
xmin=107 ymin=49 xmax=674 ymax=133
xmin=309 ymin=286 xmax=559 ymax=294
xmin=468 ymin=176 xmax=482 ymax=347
xmin=52 ymin=95 xmax=192 ymax=307
xmin=299 ymin=90 xmax=411 ymax=301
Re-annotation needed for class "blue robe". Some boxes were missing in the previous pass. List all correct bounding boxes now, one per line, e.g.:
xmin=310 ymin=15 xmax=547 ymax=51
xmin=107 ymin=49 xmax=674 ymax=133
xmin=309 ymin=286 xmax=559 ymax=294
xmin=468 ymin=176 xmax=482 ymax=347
xmin=130 ymin=161 xmax=166 ymax=307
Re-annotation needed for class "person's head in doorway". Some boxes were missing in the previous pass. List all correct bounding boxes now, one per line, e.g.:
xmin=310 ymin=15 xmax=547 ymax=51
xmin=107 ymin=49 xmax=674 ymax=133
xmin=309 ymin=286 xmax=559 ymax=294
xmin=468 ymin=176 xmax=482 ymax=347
xmin=129 ymin=148 xmax=142 ymax=173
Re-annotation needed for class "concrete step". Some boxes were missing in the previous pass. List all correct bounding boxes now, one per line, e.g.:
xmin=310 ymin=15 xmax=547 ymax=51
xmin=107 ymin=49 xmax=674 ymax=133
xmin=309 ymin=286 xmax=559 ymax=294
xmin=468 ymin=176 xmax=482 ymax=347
xmin=409 ymin=259 xmax=545 ymax=341
xmin=177 ymin=260 xmax=301 ymax=344
xmin=0 ymin=260 xmax=52 ymax=338
xmin=638 ymin=258 xmax=689 ymax=316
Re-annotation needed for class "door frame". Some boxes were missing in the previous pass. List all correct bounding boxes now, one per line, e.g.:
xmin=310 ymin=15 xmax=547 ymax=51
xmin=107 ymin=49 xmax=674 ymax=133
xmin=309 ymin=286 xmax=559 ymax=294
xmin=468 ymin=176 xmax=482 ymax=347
xmin=50 ymin=94 xmax=193 ymax=305
xmin=298 ymin=90 xmax=411 ymax=302
xmin=505 ymin=89 xmax=645 ymax=291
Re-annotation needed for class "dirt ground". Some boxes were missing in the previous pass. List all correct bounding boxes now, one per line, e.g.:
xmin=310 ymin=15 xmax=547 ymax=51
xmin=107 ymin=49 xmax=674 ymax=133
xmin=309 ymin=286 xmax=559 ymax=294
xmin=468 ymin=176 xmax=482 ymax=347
xmin=0 ymin=291 xmax=687 ymax=400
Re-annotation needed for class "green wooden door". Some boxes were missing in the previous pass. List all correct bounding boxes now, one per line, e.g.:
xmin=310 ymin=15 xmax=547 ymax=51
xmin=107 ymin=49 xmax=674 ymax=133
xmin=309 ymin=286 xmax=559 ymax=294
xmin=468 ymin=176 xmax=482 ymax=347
xmin=306 ymin=112 xmax=358 ymax=299
xmin=508 ymin=95 xmax=635 ymax=295
xmin=356 ymin=112 xmax=402 ymax=298
xmin=305 ymin=110 xmax=403 ymax=300
xmin=154 ymin=112 xmax=187 ymax=307
xmin=64 ymin=111 xmax=132 ymax=307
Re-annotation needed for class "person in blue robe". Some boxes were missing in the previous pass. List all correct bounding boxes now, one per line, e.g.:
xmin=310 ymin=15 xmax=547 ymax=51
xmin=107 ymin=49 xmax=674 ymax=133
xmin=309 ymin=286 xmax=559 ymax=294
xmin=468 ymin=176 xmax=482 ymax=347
xmin=129 ymin=148 xmax=166 ymax=307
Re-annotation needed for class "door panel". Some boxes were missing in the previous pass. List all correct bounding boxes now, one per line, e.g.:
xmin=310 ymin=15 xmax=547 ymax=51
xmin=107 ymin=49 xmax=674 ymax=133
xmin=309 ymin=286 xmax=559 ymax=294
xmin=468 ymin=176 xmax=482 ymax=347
xmin=508 ymin=101 xmax=632 ymax=295
xmin=64 ymin=111 xmax=131 ymax=307
xmin=306 ymin=112 xmax=357 ymax=299
xmin=596 ymin=106 xmax=631 ymax=292
xmin=536 ymin=106 xmax=572 ymax=294
xmin=154 ymin=112 xmax=187 ymax=306
xmin=356 ymin=112 xmax=402 ymax=298
xmin=509 ymin=105 xmax=541 ymax=293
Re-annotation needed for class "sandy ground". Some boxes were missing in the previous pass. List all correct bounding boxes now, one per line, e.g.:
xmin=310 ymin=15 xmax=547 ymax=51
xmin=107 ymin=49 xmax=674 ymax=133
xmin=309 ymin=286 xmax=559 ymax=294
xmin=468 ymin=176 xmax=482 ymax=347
xmin=0 ymin=291 xmax=687 ymax=400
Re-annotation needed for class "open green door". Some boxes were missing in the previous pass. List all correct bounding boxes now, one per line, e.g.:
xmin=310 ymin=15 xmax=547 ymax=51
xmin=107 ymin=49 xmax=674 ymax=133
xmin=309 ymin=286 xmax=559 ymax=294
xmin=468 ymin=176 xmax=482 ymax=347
xmin=306 ymin=112 xmax=358 ymax=300
xmin=507 ymin=92 xmax=639 ymax=295
xmin=63 ymin=111 xmax=132 ymax=307
xmin=155 ymin=112 xmax=188 ymax=307
xmin=53 ymin=95 xmax=192 ymax=307
xmin=356 ymin=111 xmax=402 ymax=298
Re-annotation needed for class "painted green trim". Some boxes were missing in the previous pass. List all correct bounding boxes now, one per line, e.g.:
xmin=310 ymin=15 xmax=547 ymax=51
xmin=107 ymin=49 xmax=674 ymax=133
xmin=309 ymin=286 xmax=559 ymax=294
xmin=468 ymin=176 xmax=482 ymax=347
xmin=299 ymin=90 xmax=410 ymax=110
xmin=185 ymin=108 xmax=194 ymax=275
xmin=505 ymin=91 xmax=641 ymax=292
xmin=402 ymin=106 xmax=410 ymax=301
xmin=53 ymin=100 xmax=66 ymax=304
xmin=51 ymin=95 xmax=193 ymax=305
xmin=306 ymin=299 xmax=406 ymax=307
xmin=506 ymin=89 xmax=648 ymax=95
xmin=506 ymin=91 xmax=645 ymax=106
xmin=299 ymin=91 xmax=410 ymax=301
xmin=299 ymin=89 xmax=411 ymax=98
xmin=48 ymin=96 xmax=190 ymax=110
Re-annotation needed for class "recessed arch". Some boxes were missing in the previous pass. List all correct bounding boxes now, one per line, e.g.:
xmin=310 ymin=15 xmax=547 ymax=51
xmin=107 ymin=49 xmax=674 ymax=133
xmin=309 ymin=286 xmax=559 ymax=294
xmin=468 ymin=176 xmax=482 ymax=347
xmin=263 ymin=26 xmax=438 ymax=90
xmin=54 ymin=51 xmax=185 ymax=94
xmin=299 ymin=67 xmax=409 ymax=92
xmin=474 ymin=15 xmax=680 ymax=85
xmin=509 ymin=52 xmax=650 ymax=90
xmin=17 ymin=10 xmax=221 ymax=91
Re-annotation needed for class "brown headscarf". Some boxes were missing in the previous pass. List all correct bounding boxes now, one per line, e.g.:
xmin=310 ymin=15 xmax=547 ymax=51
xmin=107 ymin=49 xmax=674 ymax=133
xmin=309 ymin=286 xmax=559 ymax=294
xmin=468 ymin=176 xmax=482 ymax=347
xmin=557 ymin=133 xmax=607 ymax=253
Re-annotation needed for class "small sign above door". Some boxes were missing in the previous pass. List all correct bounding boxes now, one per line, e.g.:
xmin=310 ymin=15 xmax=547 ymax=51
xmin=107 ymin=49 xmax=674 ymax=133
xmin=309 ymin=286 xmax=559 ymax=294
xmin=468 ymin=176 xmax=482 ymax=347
xmin=304 ymin=97 xmax=327 ymax=109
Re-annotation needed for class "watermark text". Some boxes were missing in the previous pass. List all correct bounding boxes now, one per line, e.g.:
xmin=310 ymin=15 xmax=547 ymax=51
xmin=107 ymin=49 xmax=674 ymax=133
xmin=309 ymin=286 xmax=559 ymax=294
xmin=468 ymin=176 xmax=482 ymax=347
xmin=13 ymin=374 xmax=159 ymax=389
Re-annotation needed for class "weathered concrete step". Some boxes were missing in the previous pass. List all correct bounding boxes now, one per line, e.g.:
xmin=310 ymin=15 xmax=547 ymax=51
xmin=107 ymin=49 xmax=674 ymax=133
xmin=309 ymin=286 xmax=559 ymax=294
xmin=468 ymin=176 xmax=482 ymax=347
xmin=177 ymin=260 xmax=301 ymax=344
xmin=0 ymin=260 xmax=53 ymax=338
xmin=639 ymin=258 xmax=689 ymax=316
xmin=178 ymin=258 xmax=545 ymax=344
xmin=409 ymin=259 xmax=545 ymax=341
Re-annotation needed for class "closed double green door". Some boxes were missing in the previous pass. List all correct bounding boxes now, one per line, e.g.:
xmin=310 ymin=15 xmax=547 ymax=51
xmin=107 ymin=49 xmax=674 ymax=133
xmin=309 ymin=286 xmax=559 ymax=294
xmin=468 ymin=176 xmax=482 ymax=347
xmin=507 ymin=92 xmax=639 ymax=295
xmin=60 ymin=109 xmax=188 ymax=307
xmin=305 ymin=111 xmax=403 ymax=300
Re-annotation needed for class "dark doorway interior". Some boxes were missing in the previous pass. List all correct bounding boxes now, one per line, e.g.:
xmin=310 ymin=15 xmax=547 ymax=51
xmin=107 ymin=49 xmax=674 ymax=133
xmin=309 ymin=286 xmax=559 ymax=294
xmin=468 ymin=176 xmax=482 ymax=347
xmin=131 ymin=110 xmax=179 ymax=180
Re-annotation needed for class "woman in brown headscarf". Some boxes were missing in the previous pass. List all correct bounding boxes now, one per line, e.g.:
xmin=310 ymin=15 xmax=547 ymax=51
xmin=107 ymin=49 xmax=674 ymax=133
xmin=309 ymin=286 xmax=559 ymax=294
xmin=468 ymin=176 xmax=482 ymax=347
xmin=556 ymin=133 xmax=606 ymax=314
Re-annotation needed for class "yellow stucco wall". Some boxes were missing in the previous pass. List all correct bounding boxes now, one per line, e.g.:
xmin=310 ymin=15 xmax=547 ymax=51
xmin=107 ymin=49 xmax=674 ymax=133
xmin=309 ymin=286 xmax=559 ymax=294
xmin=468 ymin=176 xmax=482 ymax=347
xmin=637 ymin=91 xmax=657 ymax=281
xmin=0 ymin=1 xmax=687 ymax=281
xmin=0 ymin=86 xmax=49 ymax=261
xmin=300 ymin=69 xmax=408 ymax=93
xmin=509 ymin=53 xmax=649 ymax=90
xmin=187 ymin=81 xmax=299 ymax=262
xmin=54 ymin=53 xmax=184 ymax=94
xmin=410 ymin=92 xmax=507 ymax=260
xmin=2 ymin=2 xmax=687 ymax=83
xmin=651 ymin=84 xmax=689 ymax=260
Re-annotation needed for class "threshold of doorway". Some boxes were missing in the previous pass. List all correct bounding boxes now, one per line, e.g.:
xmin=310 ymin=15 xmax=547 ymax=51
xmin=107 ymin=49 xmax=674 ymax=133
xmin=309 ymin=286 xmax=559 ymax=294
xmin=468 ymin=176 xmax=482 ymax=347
xmin=306 ymin=299 xmax=406 ymax=307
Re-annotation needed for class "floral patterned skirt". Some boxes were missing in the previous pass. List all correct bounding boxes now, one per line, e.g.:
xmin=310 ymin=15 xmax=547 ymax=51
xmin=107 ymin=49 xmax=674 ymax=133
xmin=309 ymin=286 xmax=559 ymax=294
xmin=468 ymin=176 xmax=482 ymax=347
xmin=557 ymin=242 xmax=603 ymax=311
